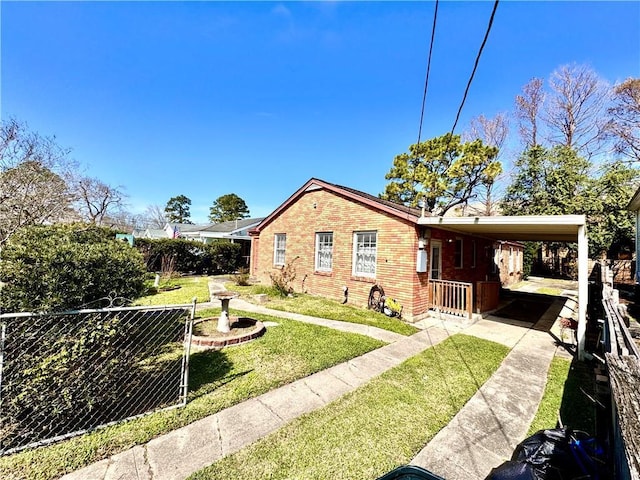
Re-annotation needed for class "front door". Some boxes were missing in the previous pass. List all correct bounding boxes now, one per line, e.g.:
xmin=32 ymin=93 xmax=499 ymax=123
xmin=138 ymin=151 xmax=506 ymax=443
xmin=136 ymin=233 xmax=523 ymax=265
xmin=430 ymin=240 xmax=442 ymax=279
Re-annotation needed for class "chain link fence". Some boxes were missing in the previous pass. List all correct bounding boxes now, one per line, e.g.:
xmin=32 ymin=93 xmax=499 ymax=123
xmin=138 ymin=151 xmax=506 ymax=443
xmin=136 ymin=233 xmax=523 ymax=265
xmin=0 ymin=303 xmax=195 ymax=455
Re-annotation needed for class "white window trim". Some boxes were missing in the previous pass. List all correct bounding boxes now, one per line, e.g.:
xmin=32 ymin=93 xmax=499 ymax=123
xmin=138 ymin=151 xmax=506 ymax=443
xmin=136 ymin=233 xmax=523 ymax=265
xmin=352 ymin=231 xmax=377 ymax=278
xmin=430 ymin=240 xmax=442 ymax=280
xmin=274 ymin=234 xmax=286 ymax=266
xmin=315 ymin=232 xmax=333 ymax=272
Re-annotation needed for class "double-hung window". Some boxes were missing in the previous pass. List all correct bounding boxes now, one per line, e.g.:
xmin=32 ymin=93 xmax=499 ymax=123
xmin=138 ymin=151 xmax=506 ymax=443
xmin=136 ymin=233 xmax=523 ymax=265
xmin=315 ymin=232 xmax=333 ymax=272
xmin=274 ymin=234 xmax=286 ymax=266
xmin=353 ymin=231 xmax=377 ymax=277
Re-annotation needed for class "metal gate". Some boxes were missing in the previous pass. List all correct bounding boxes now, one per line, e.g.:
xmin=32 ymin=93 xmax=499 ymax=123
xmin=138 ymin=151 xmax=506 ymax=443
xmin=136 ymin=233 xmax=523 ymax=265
xmin=0 ymin=302 xmax=195 ymax=455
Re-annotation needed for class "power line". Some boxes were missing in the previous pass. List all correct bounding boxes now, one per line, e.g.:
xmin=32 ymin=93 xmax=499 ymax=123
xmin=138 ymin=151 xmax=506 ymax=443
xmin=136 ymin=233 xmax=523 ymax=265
xmin=448 ymin=0 xmax=500 ymax=138
xmin=416 ymin=0 xmax=439 ymax=146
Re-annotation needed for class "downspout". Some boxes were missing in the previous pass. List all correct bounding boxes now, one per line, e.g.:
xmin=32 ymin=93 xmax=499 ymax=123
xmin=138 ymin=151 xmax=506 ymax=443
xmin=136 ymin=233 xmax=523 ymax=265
xmin=577 ymin=224 xmax=588 ymax=361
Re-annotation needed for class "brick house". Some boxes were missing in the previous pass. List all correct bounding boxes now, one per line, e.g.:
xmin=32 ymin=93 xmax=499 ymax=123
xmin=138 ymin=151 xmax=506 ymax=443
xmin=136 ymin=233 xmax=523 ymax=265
xmin=250 ymin=178 xmax=523 ymax=321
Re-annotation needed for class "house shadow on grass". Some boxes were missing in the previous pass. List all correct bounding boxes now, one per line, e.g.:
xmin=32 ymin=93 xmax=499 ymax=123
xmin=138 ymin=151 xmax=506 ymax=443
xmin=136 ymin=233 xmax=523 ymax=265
xmin=187 ymin=349 xmax=252 ymax=401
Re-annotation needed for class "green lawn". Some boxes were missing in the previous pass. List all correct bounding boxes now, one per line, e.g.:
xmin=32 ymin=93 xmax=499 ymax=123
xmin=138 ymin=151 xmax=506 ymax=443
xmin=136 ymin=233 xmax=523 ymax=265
xmin=528 ymin=357 xmax=571 ymax=434
xmin=135 ymin=275 xmax=211 ymax=305
xmin=190 ymin=334 xmax=509 ymax=480
xmin=227 ymin=283 xmax=420 ymax=336
xmin=528 ymin=356 xmax=598 ymax=437
xmin=0 ymin=310 xmax=384 ymax=480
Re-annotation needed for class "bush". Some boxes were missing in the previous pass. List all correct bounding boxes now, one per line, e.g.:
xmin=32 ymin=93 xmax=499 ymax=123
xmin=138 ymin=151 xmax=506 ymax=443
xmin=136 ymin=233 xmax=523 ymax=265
xmin=135 ymin=238 xmax=242 ymax=274
xmin=269 ymin=257 xmax=298 ymax=297
xmin=0 ymin=223 xmax=146 ymax=313
xmin=231 ymin=267 xmax=251 ymax=286
xmin=206 ymin=241 xmax=242 ymax=274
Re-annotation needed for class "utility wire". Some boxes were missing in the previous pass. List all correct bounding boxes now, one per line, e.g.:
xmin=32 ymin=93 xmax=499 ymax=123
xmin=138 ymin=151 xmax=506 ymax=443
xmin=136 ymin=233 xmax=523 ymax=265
xmin=416 ymin=0 xmax=439 ymax=146
xmin=448 ymin=0 xmax=499 ymax=138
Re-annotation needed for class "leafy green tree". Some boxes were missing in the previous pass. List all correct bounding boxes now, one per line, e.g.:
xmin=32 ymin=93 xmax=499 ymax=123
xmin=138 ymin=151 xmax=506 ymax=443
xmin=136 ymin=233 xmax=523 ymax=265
xmin=209 ymin=193 xmax=250 ymax=223
xmin=586 ymin=160 xmax=639 ymax=257
xmin=381 ymin=133 xmax=501 ymax=215
xmin=502 ymin=145 xmax=638 ymax=257
xmin=501 ymin=145 xmax=591 ymax=216
xmin=0 ymin=223 xmax=146 ymax=312
xmin=164 ymin=194 xmax=193 ymax=224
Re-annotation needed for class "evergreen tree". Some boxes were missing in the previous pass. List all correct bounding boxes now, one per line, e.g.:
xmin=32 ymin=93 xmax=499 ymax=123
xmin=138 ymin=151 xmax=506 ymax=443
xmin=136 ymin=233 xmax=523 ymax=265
xmin=164 ymin=195 xmax=193 ymax=224
xmin=209 ymin=193 xmax=250 ymax=223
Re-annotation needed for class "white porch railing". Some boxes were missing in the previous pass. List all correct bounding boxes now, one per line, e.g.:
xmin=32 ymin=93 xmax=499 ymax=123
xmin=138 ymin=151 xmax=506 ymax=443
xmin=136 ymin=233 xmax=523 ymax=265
xmin=429 ymin=279 xmax=473 ymax=319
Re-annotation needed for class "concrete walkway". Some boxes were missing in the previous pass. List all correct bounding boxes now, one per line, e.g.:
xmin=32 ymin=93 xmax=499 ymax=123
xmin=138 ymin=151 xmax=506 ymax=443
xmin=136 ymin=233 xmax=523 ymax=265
xmin=61 ymin=325 xmax=455 ymax=480
xmin=411 ymin=303 xmax=562 ymax=479
xmin=61 ymin=285 xmax=566 ymax=480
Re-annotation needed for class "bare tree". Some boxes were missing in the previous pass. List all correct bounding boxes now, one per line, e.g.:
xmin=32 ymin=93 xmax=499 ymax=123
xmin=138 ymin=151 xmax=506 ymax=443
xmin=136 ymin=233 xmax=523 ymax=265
xmin=0 ymin=119 xmax=77 ymax=244
xmin=73 ymin=176 xmax=126 ymax=225
xmin=606 ymin=77 xmax=640 ymax=162
xmin=464 ymin=113 xmax=510 ymax=215
xmin=515 ymin=78 xmax=545 ymax=148
xmin=142 ymin=204 xmax=167 ymax=229
xmin=545 ymin=64 xmax=609 ymax=157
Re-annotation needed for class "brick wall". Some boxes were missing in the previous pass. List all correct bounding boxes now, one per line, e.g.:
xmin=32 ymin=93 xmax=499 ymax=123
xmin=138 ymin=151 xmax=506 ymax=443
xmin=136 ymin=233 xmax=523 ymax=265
xmin=251 ymin=188 xmax=427 ymax=317
xmin=250 ymin=186 xmax=509 ymax=320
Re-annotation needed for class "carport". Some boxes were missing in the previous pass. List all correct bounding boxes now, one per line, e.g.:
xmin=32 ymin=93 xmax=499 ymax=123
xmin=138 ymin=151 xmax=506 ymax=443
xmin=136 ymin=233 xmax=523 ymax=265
xmin=417 ymin=214 xmax=589 ymax=360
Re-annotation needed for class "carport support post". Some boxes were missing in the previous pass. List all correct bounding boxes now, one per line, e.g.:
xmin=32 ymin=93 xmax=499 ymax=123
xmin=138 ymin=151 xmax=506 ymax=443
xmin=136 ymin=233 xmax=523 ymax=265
xmin=577 ymin=224 xmax=588 ymax=361
xmin=636 ymin=211 xmax=640 ymax=284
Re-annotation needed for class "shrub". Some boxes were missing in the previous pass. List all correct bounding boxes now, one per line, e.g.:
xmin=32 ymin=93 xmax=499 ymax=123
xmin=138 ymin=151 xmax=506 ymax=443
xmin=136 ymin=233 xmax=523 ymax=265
xmin=0 ymin=223 xmax=146 ymax=313
xmin=135 ymin=238 xmax=242 ymax=274
xmin=231 ymin=267 xmax=251 ymax=286
xmin=269 ymin=257 xmax=299 ymax=297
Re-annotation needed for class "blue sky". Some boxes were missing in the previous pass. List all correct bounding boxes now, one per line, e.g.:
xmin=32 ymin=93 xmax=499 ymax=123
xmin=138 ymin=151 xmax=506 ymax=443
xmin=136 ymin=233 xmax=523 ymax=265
xmin=2 ymin=1 xmax=639 ymax=224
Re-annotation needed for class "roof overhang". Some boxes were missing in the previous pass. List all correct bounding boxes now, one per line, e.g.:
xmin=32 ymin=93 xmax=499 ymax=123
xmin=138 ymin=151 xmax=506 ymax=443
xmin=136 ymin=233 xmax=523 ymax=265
xmin=417 ymin=215 xmax=587 ymax=242
xmin=627 ymin=186 xmax=640 ymax=211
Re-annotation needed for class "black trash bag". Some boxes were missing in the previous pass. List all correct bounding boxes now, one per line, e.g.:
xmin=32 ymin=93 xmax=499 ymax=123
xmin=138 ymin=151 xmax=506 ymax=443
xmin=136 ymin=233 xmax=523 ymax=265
xmin=485 ymin=428 xmax=601 ymax=480
xmin=484 ymin=461 xmax=541 ymax=480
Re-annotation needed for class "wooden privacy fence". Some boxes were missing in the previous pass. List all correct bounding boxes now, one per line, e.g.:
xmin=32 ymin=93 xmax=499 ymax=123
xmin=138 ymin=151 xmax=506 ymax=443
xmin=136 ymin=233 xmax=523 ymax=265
xmin=429 ymin=279 xmax=473 ymax=319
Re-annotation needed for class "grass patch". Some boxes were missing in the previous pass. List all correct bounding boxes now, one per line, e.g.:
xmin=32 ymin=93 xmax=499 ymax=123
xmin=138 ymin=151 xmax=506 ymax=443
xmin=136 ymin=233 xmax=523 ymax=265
xmin=190 ymin=334 xmax=509 ymax=480
xmin=226 ymin=283 xmax=419 ymax=336
xmin=0 ymin=310 xmax=384 ymax=480
xmin=537 ymin=287 xmax=562 ymax=296
xmin=135 ymin=275 xmax=210 ymax=305
xmin=528 ymin=357 xmax=571 ymax=435
xmin=528 ymin=356 xmax=598 ymax=436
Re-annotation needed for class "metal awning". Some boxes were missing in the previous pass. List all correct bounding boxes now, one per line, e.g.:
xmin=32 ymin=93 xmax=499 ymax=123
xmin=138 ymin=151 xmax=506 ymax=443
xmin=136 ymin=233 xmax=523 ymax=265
xmin=417 ymin=214 xmax=586 ymax=242
xmin=418 ymin=214 xmax=589 ymax=360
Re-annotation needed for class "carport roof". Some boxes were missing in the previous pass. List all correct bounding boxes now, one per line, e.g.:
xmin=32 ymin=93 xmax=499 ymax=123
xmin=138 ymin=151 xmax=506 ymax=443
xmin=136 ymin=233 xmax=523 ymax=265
xmin=417 ymin=214 xmax=586 ymax=242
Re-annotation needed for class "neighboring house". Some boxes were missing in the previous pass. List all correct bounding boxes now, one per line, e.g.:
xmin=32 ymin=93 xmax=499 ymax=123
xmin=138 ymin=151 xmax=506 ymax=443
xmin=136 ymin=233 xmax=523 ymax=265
xmin=178 ymin=218 xmax=265 ymax=243
xmin=164 ymin=222 xmax=204 ymax=239
xmin=493 ymin=240 xmax=525 ymax=287
xmin=250 ymin=178 xmax=524 ymax=321
xmin=132 ymin=219 xmax=263 ymax=267
xmin=177 ymin=218 xmax=265 ymax=267
xmin=141 ymin=228 xmax=168 ymax=239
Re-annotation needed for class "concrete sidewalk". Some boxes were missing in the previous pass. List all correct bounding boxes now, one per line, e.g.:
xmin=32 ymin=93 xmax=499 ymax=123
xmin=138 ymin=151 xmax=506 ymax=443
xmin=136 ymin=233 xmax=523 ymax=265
xmin=411 ymin=300 xmax=562 ymax=479
xmin=61 ymin=324 xmax=455 ymax=480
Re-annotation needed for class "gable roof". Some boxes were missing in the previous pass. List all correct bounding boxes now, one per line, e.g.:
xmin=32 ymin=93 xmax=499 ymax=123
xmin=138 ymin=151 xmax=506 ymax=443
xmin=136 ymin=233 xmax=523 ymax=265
xmin=254 ymin=178 xmax=421 ymax=233
xmin=201 ymin=217 xmax=265 ymax=234
xmin=166 ymin=222 xmax=206 ymax=233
